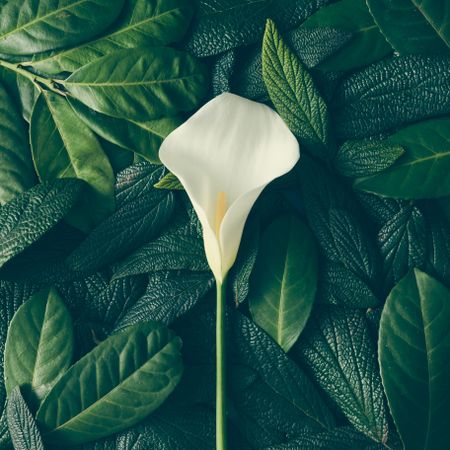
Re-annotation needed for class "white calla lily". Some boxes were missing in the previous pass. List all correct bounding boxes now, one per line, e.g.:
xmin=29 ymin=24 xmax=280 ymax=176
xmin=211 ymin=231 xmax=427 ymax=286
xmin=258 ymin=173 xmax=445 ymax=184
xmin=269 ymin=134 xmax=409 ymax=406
xmin=159 ymin=93 xmax=300 ymax=283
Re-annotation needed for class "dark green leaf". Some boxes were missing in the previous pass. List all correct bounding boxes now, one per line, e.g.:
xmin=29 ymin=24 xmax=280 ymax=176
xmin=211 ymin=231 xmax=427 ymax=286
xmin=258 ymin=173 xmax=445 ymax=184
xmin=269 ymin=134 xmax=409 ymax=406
xmin=301 ymin=0 xmax=392 ymax=72
xmin=36 ymin=321 xmax=183 ymax=446
xmin=354 ymin=118 xmax=450 ymax=199
xmin=30 ymin=91 xmax=115 ymax=231
xmin=6 ymin=388 xmax=44 ymax=450
xmin=15 ymin=76 xmax=39 ymax=123
xmin=379 ymin=269 xmax=450 ymax=450
xmin=69 ymin=98 xmax=181 ymax=163
xmin=27 ymin=0 xmax=194 ymax=74
xmin=66 ymin=163 xmax=174 ymax=274
xmin=335 ymin=55 xmax=450 ymax=139
xmin=249 ymin=215 xmax=318 ymax=352
xmin=0 ymin=0 xmax=124 ymax=55
xmin=64 ymin=47 xmax=208 ymax=121
xmin=212 ymin=49 xmax=236 ymax=96
xmin=262 ymin=19 xmax=331 ymax=157
xmin=4 ymin=287 xmax=73 ymax=409
xmin=0 ymin=81 xmax=35 ymax=205
xmin=0 ymin=410 xmax=10 ymax=448
xmin=0 ymin=179 xmax=83 ymax=269
xmin=295 ymin=306 xmax=389 ymax=443
xmin=334 ymin=140 xmax=404 ymax=178
xmin=367 ymin=0 xmax=450 ymax=54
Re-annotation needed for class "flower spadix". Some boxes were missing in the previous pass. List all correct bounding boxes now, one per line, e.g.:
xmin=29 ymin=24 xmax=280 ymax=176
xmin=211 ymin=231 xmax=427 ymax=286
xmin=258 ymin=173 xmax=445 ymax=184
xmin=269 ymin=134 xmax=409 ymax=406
xmin=159 ymin=93 xmax=300 ymax=283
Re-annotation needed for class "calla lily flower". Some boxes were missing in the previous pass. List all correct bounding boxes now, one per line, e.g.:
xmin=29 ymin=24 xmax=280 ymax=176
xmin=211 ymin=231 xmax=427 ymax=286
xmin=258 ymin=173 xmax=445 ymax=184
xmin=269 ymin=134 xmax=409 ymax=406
xmin=159 ymin=93 xmax=300 ymax=283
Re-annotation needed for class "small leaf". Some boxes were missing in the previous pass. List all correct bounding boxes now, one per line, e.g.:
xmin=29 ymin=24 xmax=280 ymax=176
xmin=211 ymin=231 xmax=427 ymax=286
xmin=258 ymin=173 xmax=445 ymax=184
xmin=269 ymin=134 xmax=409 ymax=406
xmin=335 ymin=140 xmax=404 ymax=178
xmin=4 ymin=287 xmax=73 ymax=408
xmin=36 ymin=321 xmax=183 ymax=446
xmin=30 ymin=91 xmax=115 ymax=231
xmin=64 ymin=47 xmax=208 ymax=121
xmin=0 ymin=179 xmax=83 ymax=269
xmin=154 ymin=172 xmax=184 ymax=190
xmin=262 ymin=19 xmax=331 ymax=157
xmin=249 ymin=215 xmax=318 ymax=352
xmin=6 ymin=388 xmax=44 ymax=450
xmin=367 ymin=0 xmax=450 ymax=54
xmin=0 ymin=0 xmax=124 ymax=55
xmin=379 ymin=269 xmax=450 ymax=450
xmin=354 ymin=117 xmax=450 ymax=199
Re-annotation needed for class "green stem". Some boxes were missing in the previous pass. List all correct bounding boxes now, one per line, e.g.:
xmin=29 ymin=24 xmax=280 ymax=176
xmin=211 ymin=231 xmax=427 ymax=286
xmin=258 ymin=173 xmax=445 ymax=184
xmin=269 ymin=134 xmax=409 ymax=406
xmin=216 ymin=276 xmax=227 ymax=450
xmin=0 ymin=58 xmax=66 ymax=95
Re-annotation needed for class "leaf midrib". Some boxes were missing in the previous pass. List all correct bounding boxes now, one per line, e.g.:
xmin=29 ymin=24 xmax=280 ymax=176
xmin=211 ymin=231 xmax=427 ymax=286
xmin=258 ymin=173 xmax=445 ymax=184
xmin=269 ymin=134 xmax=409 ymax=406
xmin=65 ymin=74 xmax=197 ymax=88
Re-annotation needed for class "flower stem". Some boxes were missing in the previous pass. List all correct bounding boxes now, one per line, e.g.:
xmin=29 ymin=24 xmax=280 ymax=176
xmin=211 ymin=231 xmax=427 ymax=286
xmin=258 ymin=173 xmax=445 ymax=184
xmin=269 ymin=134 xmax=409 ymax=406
xmin=216 ymin=276 xmax=227 ymax=450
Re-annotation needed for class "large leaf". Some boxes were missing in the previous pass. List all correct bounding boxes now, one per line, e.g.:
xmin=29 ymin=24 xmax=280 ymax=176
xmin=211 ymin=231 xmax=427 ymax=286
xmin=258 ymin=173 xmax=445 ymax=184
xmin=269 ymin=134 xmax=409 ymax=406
xmin=30 ymin=91 xmax=115 ymax=231
xmin=63 ymin=47 xmax=208 ymax=121
xmin=300 ymin=0 xmax=392 ymax=72
xmin=0 ymin=179 xmax=83 ymax=269
xmin=36 ymin=321 xmax=183 ymax=446
xmin=66 ymin=163 xmax=174 ymax=274
xmin=295 ymin=306 xmax=389 ymax=443
xmin=15 ymin=76 xmax=39 ymax=123
xmin=6 ymin=388 xmax=44 ymax=450
xmin=249 ymin=215 xmax=318 ymax=352
xmin=354 ymin=118 xmax=450 ymax=199
xmin=27 ymin=0 xmax=193 ymax=74
xmin=69 ymin=98 xmax=181 ymax=163
xmin=0 ymin=0 xmax=124 ymax=55
xmin=367 ymin=0 xmax=450 ymax=54
xmin=4 ymin=287 xmax=73 ymax=409
xmin=334 ymin=55 xmax=450 ymax=139
xmin=379 ymin=269 xmax=450 ymax=450
xmin=262 ymin=19 xmax=331 ymax=157
xmin=0 ymin=81 xmax=35 ymax=205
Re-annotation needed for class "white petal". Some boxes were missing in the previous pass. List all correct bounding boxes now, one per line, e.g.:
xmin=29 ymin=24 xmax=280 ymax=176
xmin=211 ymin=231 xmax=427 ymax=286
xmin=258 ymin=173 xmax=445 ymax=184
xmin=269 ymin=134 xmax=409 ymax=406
xmin=159 ymin=93 xmax=300 ymax=281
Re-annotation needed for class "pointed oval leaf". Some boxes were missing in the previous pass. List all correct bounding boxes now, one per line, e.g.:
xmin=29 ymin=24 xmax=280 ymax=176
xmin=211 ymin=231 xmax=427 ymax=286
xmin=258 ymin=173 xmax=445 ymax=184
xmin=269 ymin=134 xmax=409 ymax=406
xmin=379 ymin=269 xmax=450 ymax=450
xmin=4 ymin=287 xmax=73 ymax=408
xmin=249 ymin=215 xmax=318 ymax=352
xmin=64 ymin=47 xmax=208 ymax=121
xmin=0 ymin=0 xmax=125 ymax=55
xmin=36 ymin=321 xmax=183 ymax=446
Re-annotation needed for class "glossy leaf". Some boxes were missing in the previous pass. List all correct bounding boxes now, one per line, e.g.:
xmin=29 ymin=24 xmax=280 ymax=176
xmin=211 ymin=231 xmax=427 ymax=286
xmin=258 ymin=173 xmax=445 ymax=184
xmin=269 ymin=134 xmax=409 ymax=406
xmin=0 ymin=0 xmax=124 ymax=55
xmin=249 ymin=215 xmax=318 ymax=352
xmin=301 ymin=0 xmax=392 ymax=72
xmin=262 ymin=19 xmax=330 ymax=157
xmin=64 ymin=47 xmax=208 ymax=121
xmin=4 ymin=287 xmax=73 ymax=408
xmin=36 ymin=321 xmax=183 ymax=446
xmin=6 ymin=388 xmax=44 ymax=450
xmin=379 ymin=269 xmax=450 ymax=450
xmin=27 ymin=0 xmax=193 ymax=74
xmin=0 ymin=179 xmax=83 ymax=269
xmin=355 ymin=118 xmax=450 ymax=199
xmin=30 ymin=91 xmax=115 ymax=231
xmin=0 ymin=81 xmax=35 ymax=205
xmin=367 ymin=0 xmax=450 ymax=54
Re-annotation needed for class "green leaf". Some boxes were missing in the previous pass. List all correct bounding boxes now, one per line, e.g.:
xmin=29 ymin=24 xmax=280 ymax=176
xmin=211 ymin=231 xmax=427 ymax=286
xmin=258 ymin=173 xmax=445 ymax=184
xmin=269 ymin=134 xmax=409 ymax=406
xmin=69 ymin=98 xmax=181 ymax=163
xmin=0 ymin=0 xmax=124 ymax=55
xmin=335 ymin=55 xmax=450 ymax=139
xmin=334 ymin=140 xmax=404 ymax=178
xmin=27 ymin=0 xmax=193 ymax=74
xmin=300 ymin=0 xmax=392 ymax=72
xmin=0 ymin=411 xmax=10 ymax=448
xmin=0 ymin=179 xmax=83 ymax=269
xmin=4 ymin=287 xmax=73 ymax=409
xmin=66 ymin=163 xmax=174 ymax=274
xmin=249 ymin=215 xmax=318 ymax=352
xmin=36 ymin=321 xmax=183 ymax=446
xmin=64 ymin=47 xmax=208 ymax=121
xmin=354 ymin=118 xmax=450 ymax=199
xmin=154 ymin=172 xmax=184 ymax=190
xmin=295 ymin=306 xmax=389 ymax=443
xmin=262 ymin=19 xmax=331 ymax=157
xmin=379 ymin=269 xmax=450 ymax=450
xmin=6 ymin=388 xmax=44 ymax=450
xmin=30 ymin=91 xmax=115 ymax=231
xmin=15 ymin=76 xmax=39 ymax=123
xmin=367 ymin=0 xmax=450 ymax=54
xmin=0 ymin=81 xmax=35 ymax=205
